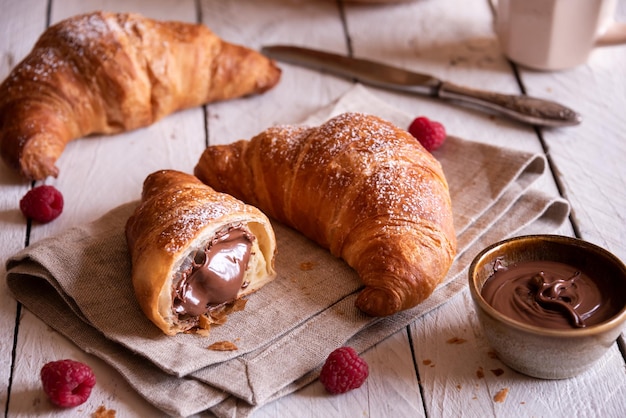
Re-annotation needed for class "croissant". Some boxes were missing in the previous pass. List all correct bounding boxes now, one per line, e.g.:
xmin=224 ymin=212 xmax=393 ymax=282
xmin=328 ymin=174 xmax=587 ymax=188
xmin=194 ymin=112 xmax=456 ymax=317
xmin=125 ymin=169 xmax=277 ymax=335
xmin=0 ymin=11 xmax=281 ymax=181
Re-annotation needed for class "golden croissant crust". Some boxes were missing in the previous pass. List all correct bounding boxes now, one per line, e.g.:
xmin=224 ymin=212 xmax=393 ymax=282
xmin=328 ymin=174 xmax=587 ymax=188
xmin=125 ymin=169 xmax=277 ymax=335
xmin=194 ymin=112 xmax=457 ymax=317
xmin=0 ymin=11 xmax=281 ymax=180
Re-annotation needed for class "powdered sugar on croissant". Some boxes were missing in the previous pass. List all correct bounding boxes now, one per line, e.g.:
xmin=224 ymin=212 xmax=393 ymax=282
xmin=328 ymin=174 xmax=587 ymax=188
xmin=194 ymin=112 xmax=456 ymax=316
xmin=0 ymin=11 xmax=281 ymax=180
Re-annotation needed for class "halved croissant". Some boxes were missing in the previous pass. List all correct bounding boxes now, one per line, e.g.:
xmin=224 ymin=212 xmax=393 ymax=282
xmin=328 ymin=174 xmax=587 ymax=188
xmin=125 ymin=169 xmax=277 ymax=335
xmin=0 ymin=11 xmax=281 ymax=180
xmin=194 ymin=112 xmax=456 ymax=317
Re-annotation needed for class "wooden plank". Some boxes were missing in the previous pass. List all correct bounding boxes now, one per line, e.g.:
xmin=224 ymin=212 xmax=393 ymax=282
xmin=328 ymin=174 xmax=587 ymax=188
xmin=256 ymin=331 xmax=425 ymax=418
xmin=51 ymin=0 xmax=198 ymax=22
xmin=199 ymin=0 xmax=352 ymax=145
xmin=0 ymin=0 xmax=49 ymax=413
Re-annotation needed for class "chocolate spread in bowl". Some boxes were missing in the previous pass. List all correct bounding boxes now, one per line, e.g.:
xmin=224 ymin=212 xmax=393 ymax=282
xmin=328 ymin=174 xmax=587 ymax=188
xmin=173 ymin=225 xmax=255 ymax=317
xmin=481 ymin=259 xmax=621 ymax=329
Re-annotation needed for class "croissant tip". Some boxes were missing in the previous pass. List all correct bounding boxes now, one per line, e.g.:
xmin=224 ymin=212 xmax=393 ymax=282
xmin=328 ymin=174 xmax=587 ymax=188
xmin=356 ymin=288 xmax=402 ymax=317
xmin=21 ymin=166 xmax=59 ymax=182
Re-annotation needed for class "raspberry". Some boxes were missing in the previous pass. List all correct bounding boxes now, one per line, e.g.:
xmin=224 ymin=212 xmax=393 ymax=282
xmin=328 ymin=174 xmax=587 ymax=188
xmin=408 ymin=116 xmax=447 ymax=151
xmin=40 ymin=359 xmax=96 ymax=408
xmin=19 ymin=185 xmax=64 ymax=223
xmin=319 ymin=346 xmax=369 ymax=394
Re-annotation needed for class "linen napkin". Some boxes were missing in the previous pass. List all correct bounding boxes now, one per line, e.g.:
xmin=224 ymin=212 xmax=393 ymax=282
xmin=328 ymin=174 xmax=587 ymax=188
xmin=6 ymin=85 xmax=570 ymax=417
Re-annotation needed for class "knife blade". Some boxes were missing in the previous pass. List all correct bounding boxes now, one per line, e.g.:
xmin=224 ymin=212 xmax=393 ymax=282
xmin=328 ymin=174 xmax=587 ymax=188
xmin=262 ymin=45 xmax=581 ymax=127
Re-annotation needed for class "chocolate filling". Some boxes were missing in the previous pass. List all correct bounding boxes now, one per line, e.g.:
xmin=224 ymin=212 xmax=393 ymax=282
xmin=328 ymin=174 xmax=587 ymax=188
xmin=481 ymin=260 xmax=618 ymax=329
xmin=173 ymin=225 xmax=255 ymax=318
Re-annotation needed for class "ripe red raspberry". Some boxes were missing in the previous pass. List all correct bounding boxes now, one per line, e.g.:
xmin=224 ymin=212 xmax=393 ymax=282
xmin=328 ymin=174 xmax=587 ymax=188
xmin=40 ymin=359 xmax=96 ymax=408
xmin=319 ymin=346 xmax=369 ymax=394
xmin=19 ymin=185 xmax=64 ymax=223
xmin=408 ymin=116 xmax=447 ymax=151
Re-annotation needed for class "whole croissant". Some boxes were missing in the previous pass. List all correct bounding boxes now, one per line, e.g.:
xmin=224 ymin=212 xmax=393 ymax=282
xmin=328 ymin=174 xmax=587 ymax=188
xmin=194 ymin=112 xmax=456 ymax=317
xmin=0 ymin=11 xmax=281 ymax=180
xmin=126 ymin=169 xmax=277 ymax=335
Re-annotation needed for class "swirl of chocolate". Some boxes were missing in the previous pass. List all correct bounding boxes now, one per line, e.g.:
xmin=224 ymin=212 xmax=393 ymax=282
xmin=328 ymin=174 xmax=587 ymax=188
xmin=173 ymin=226 xmax=254 ymax=317
xmin=481 ymin=260 xmax=616 ymax=329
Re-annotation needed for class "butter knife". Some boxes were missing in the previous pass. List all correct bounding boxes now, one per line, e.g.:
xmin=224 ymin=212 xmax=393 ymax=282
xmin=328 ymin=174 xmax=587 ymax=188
xmin=262 ymin=45 xmax=581 ymax=127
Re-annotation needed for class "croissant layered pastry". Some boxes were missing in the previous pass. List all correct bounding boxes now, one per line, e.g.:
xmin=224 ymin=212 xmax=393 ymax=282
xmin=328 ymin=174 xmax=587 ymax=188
xmin=194 ymin=112 xmax=457 ymax=317
xmin=125 ymin=169 xmax=277 ymax=335
xmin=0 ymin=11 xmax=281 ymax=181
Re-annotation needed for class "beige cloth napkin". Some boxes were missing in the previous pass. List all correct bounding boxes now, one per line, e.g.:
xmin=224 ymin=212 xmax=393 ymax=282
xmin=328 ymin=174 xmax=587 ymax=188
xmin=6 ymin=85 xmax=570 ymax=417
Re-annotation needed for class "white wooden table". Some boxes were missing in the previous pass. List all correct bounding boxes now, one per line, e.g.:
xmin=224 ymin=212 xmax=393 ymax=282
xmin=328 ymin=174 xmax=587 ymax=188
xmin=1 ymin=0 xmax=625 ymax=416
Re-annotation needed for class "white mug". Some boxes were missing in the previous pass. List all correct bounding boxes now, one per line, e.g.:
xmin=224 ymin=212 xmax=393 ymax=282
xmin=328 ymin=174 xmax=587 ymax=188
xmin=495 ymin=0 xmax=624 ymax=71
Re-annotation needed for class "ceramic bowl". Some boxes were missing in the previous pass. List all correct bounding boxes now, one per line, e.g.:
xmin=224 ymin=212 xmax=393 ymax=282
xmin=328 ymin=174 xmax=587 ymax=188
xmin=468 ymin=235 xmax=626 ymax=379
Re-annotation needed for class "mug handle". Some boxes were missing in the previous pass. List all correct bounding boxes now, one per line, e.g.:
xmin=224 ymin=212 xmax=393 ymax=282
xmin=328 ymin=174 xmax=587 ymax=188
xmin=596 ymin=22 xmax=626 ymax=46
